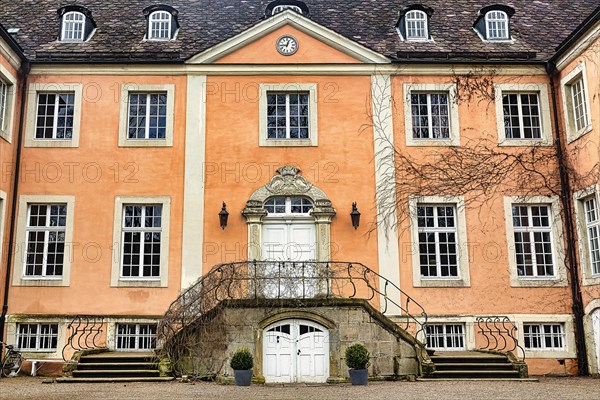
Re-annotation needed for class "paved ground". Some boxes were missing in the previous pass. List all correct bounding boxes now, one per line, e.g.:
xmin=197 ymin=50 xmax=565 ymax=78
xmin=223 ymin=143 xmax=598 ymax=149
xmin=0 ymin=377 xmax=599 ymax=400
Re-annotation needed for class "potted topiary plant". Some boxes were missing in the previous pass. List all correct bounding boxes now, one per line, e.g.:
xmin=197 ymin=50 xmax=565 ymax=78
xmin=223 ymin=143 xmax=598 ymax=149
xmin=230 ymin=347 xmax=253 ymax=386
xmin=345 ymin=343 xmax=370 ymax=385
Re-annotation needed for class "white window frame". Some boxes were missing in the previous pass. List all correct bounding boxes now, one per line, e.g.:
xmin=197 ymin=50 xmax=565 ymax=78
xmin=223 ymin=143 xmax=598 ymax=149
xmin=111 ymin=196 xmax=170 ymax=288
xmin=504 ymin=196 xmax=567 ymax=287
xmin=61 ymin=11 xmax=86 ymax=42
xmin=264 ymin=196 xmax=314 ymax=217
xmin=0 ymin=63 xmax=17 ymax=143
xmin=16 ymin=323 xmax=60 ymax=352
xmin=494 ymin=84 xmax=553 ymax=146
xmin=513 ymin=315 xmax=576 ymax=359
xmin=409 ymin=196 xmax=470 ymax=287
xmin=13 ymin=195 xmax=75 ymax=287
xmin=425 ymin=323 xmax=466 ymax=351
xmin=404 ymin=83 xmax=460 ymax=147
xmin=523 ymin=323 xmax=565 ymax=352
xmin=561 ymin=62 xmax=593 ymax=142
xmin=118 ymin=84 xmax=175 ymax=147
xmin=148 ymin=11 xmax=173 ymax=41
xmin=485 ymin=10 xmax=509 ymax=40
xmin=25 ymin=83 xmax=82 ymax=148
xmin=272 ymin=5 xmax=303 ymax=15
xmin=120 ymin=204 xmax=163 ymax=280
xmin=115 ymin=323 xmax=158 ymax=351
xmin=574 ymin=185 xmax=600 ymax=286
xmin=404 ymin=10 xmax=429 ymax=41
xmin=259 ymin=83 xmax=318 ymax=147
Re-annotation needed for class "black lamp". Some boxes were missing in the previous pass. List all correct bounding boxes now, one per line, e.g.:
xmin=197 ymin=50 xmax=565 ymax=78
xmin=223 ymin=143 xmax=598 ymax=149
xmin=350 ymin=202 xmax=361 ymax=230
xmin=219 ymin=202 xmax=229 ymax=229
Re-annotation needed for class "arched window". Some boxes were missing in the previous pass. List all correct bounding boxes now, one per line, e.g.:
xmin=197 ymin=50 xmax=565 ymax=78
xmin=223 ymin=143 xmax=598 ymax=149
xmin=485 ymin=10 xmax=509 ymax=40
xmin=265 ymin=197 xmax=313 ymax=215
xmin=266 ymin=1 xmax=309 ymax=18
xmin=405 ymin=10 xmax=428 ymax=40
xmin=149 ymin=11 xmax=172 ymax=40
xmin=272 ymin=5 xmax=303 ymax=15
xmin=61 ymin=11 xmax=86 ymax=41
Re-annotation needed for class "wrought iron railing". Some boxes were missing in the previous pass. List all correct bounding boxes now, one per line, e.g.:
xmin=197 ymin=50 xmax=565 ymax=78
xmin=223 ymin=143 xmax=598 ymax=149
xmin=62 ymin=316 xmax=105 ymax=361
xmin=157 ymin=261 xmax=429 ymax=371
xmin=476 ymin=316 xmax=525 ymax=361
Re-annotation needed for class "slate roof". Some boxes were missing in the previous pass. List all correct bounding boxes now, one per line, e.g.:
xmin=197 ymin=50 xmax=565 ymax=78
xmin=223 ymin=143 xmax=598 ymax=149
xmin=0 ymin=0 xmax=598 ymax=63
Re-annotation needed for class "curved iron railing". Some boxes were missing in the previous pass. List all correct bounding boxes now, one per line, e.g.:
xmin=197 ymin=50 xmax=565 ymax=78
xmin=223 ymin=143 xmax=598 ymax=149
xmin=62 ymin=316 xmax=105 ymax=361
xmin=157 ymin=261 xmax=429 ymax=372
xmin=476 ymin=316 xmax=525 ymax=361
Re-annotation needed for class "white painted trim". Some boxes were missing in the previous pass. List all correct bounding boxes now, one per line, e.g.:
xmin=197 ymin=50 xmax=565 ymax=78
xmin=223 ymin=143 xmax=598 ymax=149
xmin=408 ymin=195 xmax=471 ymax=287
xmin=258 ymin=83 xmax=318 ymax=147
xmin=110 ymin=196 xmax=171 ymax=288
xmin=0 ymin=189 xmax=6 ymax=274
xmin=5 ymin=316 xmax=67 ymax=360
xmin=187 ymin=10 xmax=389 ymax=64
xmin=28 ymin=64 xmax=548 ymax=77
xmin=555 ymin=20 xmax=600 ymax=71
xmin=105 ymin=317 xmax=160 ymax=351
xmin=560 ymin=62 xmax=593 ymax=143
xmin=403 ymin=83 xmax=460 ymax=147
xmin=584 ymin=305 xmax=600 ymax=374
xmin=503 ymin=196 xmax=568 ymax=287
xmin=573 ymin=184 xmax=600 ymax=286
xmin=371 ymin=74 xmax=401 ymax=315
xmin=181 ymin=75 xmax=207 ymax=290
xmin=0 ymin=63 xmax=17 ymax=143
xmin=118 ymin=83 xmax=175 ymax=147
xmin=0 ymin=38 xmax=23 ymax=71
xmin=494 ymin=83 xmax=553 ymax=146
xmin=24 ymin=83 xmax=83 ymax=148
xmin=12 ymin=195 xmax=75 ymax=287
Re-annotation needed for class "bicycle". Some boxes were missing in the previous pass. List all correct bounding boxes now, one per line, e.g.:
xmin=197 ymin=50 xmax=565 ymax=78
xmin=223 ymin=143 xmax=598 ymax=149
xmin=1 ymin=341 xmax=24 ymax=378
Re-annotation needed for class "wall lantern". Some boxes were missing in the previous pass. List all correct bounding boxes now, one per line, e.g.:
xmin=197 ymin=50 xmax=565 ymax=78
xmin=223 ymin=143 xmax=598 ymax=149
xmin=219 ymin=202 xmax=229 ymax=229
xmin=350 ymin=202 xmax=361 ymax=230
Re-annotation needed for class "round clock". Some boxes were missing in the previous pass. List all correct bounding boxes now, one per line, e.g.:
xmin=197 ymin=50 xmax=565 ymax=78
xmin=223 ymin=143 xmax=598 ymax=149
xmin=276 ymin=35 xmax=299 ymax=56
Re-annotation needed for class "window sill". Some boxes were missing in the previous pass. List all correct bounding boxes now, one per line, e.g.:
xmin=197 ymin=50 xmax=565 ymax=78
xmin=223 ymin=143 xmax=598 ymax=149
xmin=524 ymin=349 xmax=576 ymax=359
xmin=24 ymin=139 xmax=77 ymax=148
xmin=113 ymin=279 xmax=165 ymax=288
xmin=414 ymin=278 xmax=470 ymax=288
xmin=260 ymin=139 xmax=316 ymax=147
xmin=498 ymin=138 xmax=552 ymax=147
xmin=118 ymin=139 xmax=172 ymax=148
xmin=0 ymin=129 xmax=11 ymax=143
xmin=15 ymin=278 xmax=67 ymax=287
xmin=567 ymin=124 xmax=593 ymax=144
xmin=406 ymin=138 xmax=459 ymax=147
xmin=510 ymin=277 xmax=567 ymax=288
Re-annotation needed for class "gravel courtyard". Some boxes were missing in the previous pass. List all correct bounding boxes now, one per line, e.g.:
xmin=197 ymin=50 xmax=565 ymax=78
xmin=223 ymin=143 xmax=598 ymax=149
xmin=1 ymin=377 xmax=599 ymax=400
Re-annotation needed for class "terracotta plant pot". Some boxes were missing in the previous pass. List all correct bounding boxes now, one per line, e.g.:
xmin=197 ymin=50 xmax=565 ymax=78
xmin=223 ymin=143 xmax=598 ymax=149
xmin=233 ymin=369 xmax=253 ymax=386
xmin=348 ymin=368 xmax=368 ymax=385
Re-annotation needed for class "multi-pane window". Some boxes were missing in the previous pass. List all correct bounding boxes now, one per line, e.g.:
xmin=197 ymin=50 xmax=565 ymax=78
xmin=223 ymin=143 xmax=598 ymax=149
xmin=405 ymin=10 xmax=428 ymax=40
xmin=61 ymin=11 xmax=85 ymax=41
xmin=512 ymin=205 xmax=555 ymax=278
xmin=17 ymin=323 xmax=59 ymax=351
xmin=584 ymin=197 xmax=600 ymax=276
xmin=570 ymin=77 xmax=590 ymax=133
xmin=426 ymin=324 xmax=465 ymax=350
xmin=35 ymin=93 xmax=75 ymax=139
xmin=502 ymin=93 xmax=542 ymax=139
xmin=523 ymin=323 xmax=565 ymax=350
xmin=149 ymin=11 xmax=172 ymax=40
xmin=127 ymin=93 xmax=168 ymax=140
xmin=272 ymin=5 xmax=303 ymax=15
xmin=0 ymin=80 xmax=7 ymax=131
xmin=417 ymin=205 xmax=459 ymax=278
xmin=121 ymin=205 xmax=162 ymax=279
xmin=266 ymin=93 xmax=309 ymax=140
xmin=265 ymin=197 xmax=313 ymax=215
xmin=25 ymin=204 xmax=67 ymax=278
xmin=485 ymin=11 xmax=509 ymax=40
xmin=411 ymin=93 xmax=450 ymax=139
xmin=116 ymin=324 xmax=157 ymax=351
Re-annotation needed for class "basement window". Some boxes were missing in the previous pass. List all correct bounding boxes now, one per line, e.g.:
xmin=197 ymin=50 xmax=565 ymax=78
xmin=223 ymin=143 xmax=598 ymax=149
xmin=16 ymin=323 xmax=59 ymax=352
xmin=426 ymin=324 xmax=466 ymax=350
xmin=523 ymin=323 xmax=565 ymax=350
xmin=115 ymin=324 xmax=157 ymax=351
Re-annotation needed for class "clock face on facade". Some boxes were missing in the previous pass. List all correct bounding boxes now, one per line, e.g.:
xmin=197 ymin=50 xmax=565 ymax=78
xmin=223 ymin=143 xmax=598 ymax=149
xmin=276 ymin=35 xmax=299 ymax=56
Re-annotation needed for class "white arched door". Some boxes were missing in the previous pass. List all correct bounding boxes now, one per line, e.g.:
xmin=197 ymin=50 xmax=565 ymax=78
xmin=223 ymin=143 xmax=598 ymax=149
xmin=593 ymin=309 xmax=600 ymax=372
xmin=263 ymin=319 xmax=329 ymax=383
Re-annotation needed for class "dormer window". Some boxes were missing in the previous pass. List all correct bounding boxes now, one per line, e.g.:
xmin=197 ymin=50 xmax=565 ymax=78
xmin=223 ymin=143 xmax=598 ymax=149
xmin=396 ymin=5 xmax=433 ymax=42
xmin=57 ymin=6 xmax=96 ymax=42
xmin=149 ymin=11 xmax=172 ymax=40
xmin=266 ymin=1 xmax=309 ymax=18
xmin=474 ymin=5 xmax=515 ymax=41
xmin=485 ymin=10 xmax=509 ymax=40
xmin=144 ymin=6 xmax=180 ymax=41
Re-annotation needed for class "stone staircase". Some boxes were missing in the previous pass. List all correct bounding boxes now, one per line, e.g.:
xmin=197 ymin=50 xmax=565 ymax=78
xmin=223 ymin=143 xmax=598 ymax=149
xmin=425 ymin=351 xmax=531 ymax=380
xmin=57 ymin=352 xmax=173 ymax=383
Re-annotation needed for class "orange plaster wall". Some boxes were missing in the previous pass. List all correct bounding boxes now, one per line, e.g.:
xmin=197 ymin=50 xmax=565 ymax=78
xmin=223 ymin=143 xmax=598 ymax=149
xmin=215 ymin=25 xmax=362 ymax=64
xmin=390 ymin=74 xmax=572 ymax=316
xmin=8 ymin=74 xmax=187 ymax=316
xmin=202 ymin=75 xmax=380 ymax=273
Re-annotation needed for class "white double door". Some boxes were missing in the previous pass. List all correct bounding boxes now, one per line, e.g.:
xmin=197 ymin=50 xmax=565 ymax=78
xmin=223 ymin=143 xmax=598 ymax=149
xmin=261 ymin=221 xmax=317 ymax=298
xmin=263 ymin=319 xmax=329 ymax=383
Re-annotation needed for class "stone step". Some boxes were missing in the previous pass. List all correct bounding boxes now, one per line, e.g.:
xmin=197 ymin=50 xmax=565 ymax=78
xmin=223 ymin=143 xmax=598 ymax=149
xmin=75 ymin=362 xmax=158 ymax=370
xmin=418 ymin=377 xmax=539 ymax=382
xmin=79 ymin=353 xmax=158 ymax=364
xmin=430 ymin=355 xmax=509 ymax=364
xmin=434 ymin=362 xmax=515 ymax=371
xmin=55 ymin=376 xmax=174 ymax=384
xmin=73 ymin=369 xmax=161 ymax=378
xmin=431 ymin=370 xmax=521 ymax=379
